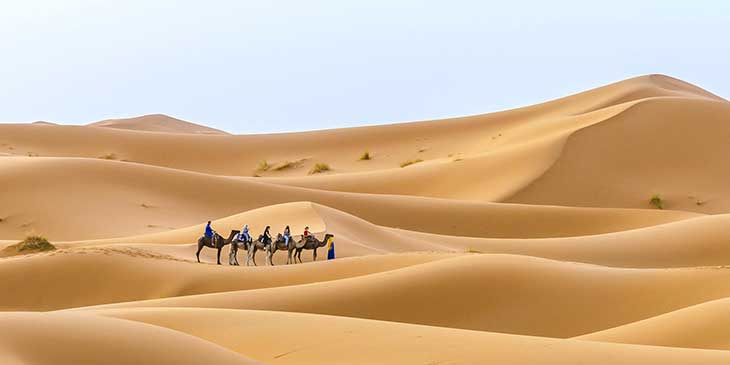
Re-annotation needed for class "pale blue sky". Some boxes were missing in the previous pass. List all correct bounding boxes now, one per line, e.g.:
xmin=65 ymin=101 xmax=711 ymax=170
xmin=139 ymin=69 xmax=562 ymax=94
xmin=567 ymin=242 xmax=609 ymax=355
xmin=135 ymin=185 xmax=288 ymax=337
xmin=1 ymin=0 xmax=728 ymax=133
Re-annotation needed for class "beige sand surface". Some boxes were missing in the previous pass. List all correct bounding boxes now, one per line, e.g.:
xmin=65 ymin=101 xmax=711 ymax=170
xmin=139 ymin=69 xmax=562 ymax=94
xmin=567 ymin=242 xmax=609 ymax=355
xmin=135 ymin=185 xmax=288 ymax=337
xmin=576 ymin=297 xmax=730 ymax=350
xmin=2 ymin=74 xmax=730 ymax=364
xmin=94 ymin=307 xmax=730 ymax=365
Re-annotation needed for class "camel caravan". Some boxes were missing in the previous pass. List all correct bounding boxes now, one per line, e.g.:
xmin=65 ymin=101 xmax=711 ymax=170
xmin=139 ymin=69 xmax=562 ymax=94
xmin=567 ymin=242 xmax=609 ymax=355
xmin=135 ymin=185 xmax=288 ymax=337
xmin=195 ymin=221 xmax=335 ymax=266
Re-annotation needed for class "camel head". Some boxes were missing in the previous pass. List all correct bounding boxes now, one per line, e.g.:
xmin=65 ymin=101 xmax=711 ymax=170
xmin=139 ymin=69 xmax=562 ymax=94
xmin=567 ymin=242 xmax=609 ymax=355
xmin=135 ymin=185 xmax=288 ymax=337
xmin=226 ymin=230 xmax=241 ymax=242
xmin=319 ymin=233 xmax=334 ymax=247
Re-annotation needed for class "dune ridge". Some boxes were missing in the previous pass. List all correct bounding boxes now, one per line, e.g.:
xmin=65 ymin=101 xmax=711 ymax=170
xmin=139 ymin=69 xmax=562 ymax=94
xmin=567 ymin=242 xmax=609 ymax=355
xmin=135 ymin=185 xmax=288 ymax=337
xmin=88 ymin=114 xmax=230 ymax=135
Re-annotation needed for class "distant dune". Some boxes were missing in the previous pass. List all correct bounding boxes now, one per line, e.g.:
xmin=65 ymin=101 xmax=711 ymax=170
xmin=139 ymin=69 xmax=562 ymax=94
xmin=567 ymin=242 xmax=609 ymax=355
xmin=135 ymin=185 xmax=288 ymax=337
xmin=2 ymin=74 xmax=730 ymax=364
xmin=88 ymin=114 xmax=229 ymax=135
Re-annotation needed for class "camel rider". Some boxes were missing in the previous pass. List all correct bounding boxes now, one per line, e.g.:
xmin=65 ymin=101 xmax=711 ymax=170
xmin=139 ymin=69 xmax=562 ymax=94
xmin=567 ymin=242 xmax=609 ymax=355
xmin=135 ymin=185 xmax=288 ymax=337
xmin=262 ymin=225 xmax=272 ymax=244
xmin=283 ymin=225 xmax=291 ymax=247
xmin=205 ymin=221 xmax=216 ymax=246
xmin=302 ymin=226 xmax=311 ymax=242
xmin=239 ymin=224 xmax=251 ymax=243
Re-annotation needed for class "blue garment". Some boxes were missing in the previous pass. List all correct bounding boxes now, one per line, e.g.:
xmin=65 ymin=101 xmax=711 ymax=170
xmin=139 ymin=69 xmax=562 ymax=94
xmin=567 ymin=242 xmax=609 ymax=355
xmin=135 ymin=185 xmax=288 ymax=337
xmin=327 ymin=241 xmax=335 ymax=260
xmin=205 ymin=223 xmax=214 ymax=238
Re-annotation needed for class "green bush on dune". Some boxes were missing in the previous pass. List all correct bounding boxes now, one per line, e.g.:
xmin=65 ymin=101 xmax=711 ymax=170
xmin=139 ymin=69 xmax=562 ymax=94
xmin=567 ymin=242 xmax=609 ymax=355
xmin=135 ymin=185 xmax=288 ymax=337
xmin=309 ymin=163 xmax=331 ymax=174
xmin=1 ymin=235 xmax=56 ymax=257
xmin=649 ymin=194 xmax=664 ymax=209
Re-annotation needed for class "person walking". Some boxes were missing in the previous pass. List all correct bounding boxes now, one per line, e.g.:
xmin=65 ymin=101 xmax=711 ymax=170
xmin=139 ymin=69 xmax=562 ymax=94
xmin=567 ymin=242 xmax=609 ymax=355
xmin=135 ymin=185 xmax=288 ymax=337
xmin=326 ymin=235 xmax=335 ymax=260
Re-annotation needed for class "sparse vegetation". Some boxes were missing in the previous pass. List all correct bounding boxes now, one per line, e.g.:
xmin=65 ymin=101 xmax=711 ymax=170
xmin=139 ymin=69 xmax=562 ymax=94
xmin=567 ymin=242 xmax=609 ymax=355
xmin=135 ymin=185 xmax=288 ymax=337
xmin=256 ymin=160 xmax=271 ymax=172
xmin=418 ymin=148 xmax=428 ymax=153
xmin=359 ymin=151 xmax=371 ymax=161
xmin=140 ymin=203 xmax=153 ymax=208
xmin=309 ymin=163 xmax=331 ymax=174
xmin=99 ymin=153 xmax=117 ymax=160
xmin=1 ymin=235 xmax=56 ymax=257
xmin=453 ymin=158 xmax=463 ymax=162
xmin=649 ymin=194 xmax=664 ymax=209
xmin=400 ymin=159 xmax=423 ymax=168
xmin=465 ymin=248 xmax=482 ymax=254
xmin=273 ymin=159 xmax=305 ymax=171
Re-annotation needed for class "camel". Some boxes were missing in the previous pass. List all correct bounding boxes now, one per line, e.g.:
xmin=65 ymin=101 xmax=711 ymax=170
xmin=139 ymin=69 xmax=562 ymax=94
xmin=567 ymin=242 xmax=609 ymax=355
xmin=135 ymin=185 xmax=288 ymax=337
xmin=246 ymin=234 xmax=272 ymax=266
xmin=267 ymin=233 xmax=298 ymax=265
xmin=196 ymin=230 xmax=240 ymax=265
xmin=294 ymin=233 xmax=333 ymax=264
xmin=229 ymin=235 xmax=251 ymax=266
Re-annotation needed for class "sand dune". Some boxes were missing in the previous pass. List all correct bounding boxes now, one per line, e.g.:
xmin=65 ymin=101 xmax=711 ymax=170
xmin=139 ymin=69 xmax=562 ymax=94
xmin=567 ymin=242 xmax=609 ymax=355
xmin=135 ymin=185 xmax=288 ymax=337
xmin=396 ymin=214 xmax=730 ymax=268
xmin=0 ymin=311 xmax=256 ymax=364
xmin=88 ymin=114 xmax=229 ymax=135
xmin=79 ymin=254 xmax=730 ymax=337
xmin=3 ymin=74 xmax=730 ymax=364
xmin=0 ymin=248 xmax=453 ymax=311
xmin=0 ymin=75 xmax=721 ymax=200
xmin=508 ymin=98 xmax=730 ymax=212
xmin=576 ymin=298 xmax=730 ymax=350
xmin=0 ymin=156 xmax=695 ymax=240
xmin=90 ymin=307 xmax=730 ymax=365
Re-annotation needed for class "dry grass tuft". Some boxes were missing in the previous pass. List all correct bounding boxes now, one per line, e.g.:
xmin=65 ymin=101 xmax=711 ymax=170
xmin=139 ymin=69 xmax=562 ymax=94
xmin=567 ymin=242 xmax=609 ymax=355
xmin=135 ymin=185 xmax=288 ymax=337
xmin=273 ymin=159 xmax=306 ymax=171
xmin=649 ymin=194 xmax=664 ymax=209
xmin=256 ymin=160 xmax=271 ymax=172
xmin=400 ymin=159 xmax=423 ymax=168
xmin=359 ymin=151 xmax=371 ymax=161
xmin=309 ymin=163 xmax=331 ymax=174
xmin=1 ymin=236 xmax=56 ymax=257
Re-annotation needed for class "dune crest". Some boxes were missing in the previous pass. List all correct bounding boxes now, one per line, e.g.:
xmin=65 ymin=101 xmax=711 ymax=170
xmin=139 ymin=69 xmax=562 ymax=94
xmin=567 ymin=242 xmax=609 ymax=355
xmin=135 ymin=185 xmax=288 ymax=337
xmin=89 ymin=114 xmax=229 ymax=135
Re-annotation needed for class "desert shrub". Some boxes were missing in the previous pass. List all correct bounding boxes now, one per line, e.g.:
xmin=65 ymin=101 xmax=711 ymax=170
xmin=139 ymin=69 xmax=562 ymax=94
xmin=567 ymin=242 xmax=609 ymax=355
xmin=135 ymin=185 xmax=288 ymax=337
xmin=17 ymin=236 xmax=55 ymax=252
xmin=400 ymin=159 xmax=423 ymax=168
xmin=309 ymin=163 xmax=331 ymax=174
xmin=256 ymin=160 xmax=271 ymax=171
xmin=359 ymin=151 xmax=371 ymax=161
xmin=99 ymin=153 xmax=117 ymax=160
xmin=649 ymin=194 xmax=664 ymax=209
xmin=274 ymin=159 xmax=305 ymax=171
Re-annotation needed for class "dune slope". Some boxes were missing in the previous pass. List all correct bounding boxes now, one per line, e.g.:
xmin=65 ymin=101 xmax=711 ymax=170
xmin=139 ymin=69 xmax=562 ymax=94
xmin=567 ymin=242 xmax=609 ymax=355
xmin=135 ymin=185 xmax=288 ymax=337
xmin=92 ymin=307 xmax=730 ymax=365
xmin=0 ymin=311 xmax=256 ymax=365
xmin=80 ymin=254 xmax=730 ymax=338
xmin=576 ymin=298 xmax=730 ymax=350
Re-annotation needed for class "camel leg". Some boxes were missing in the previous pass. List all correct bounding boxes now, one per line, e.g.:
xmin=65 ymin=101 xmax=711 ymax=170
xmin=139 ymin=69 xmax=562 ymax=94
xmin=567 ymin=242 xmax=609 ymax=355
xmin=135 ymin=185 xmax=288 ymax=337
xmin=296 ymin=248 xmax=303 ymax=264
xmin=196 ymin=244 xmax=203 ymax=263
xmin=217 ymin=247 xmax=222 ymax=265
xmin=251 ymin=247 xmax=257 ymax=266
xmin=313 ymin=248 xmax=317 ymax=262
